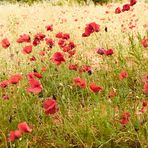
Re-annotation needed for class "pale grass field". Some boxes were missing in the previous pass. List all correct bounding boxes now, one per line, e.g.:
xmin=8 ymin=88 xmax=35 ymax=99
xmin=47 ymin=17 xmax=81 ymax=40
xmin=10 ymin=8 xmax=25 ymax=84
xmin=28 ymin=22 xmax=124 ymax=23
xmin=0 ymin=2 xmax=147 ymax=74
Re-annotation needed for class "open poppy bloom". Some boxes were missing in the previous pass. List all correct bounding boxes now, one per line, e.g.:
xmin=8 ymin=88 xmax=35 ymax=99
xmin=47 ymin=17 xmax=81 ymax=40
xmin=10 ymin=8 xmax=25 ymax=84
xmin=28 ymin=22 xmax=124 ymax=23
xmin=27 ymin=72 xmax=42 ymax=80
xmin=33 ymin=32 xmax=45 ymax=46
xmin=9 ymin=74 xmax=22 ymax=84
xmin=119 ymin=112 xmax=130 ymax=125
xmin=82 ymin=22 xmax=100 ymax=37
xmin=69 ymin=64 xmax=78 ymax=71
xmin=141 ymin=38 xmax=148 ymax=48
xmin=90 ymin=83 xmax=103 ymax=93
xmin=17 ymin=34 xmax=31 ymax=43
xmin=45 ymin=38 xmax=55 ymax=48
xmin=62 ymin=33 xmax=70 ymax=40
xmin=30 ymin=56 xmax=36 ymax=61
xmin=18 ymin=122 xmax=32 ymax=133
xmin=104 ymin=49 xmax=113 ymax=56
xmin=56 ymin=32 xmax=63 ymax=38
xmin=27 ymin=78 xmax=43 ymax=94
xmin=122 ymin=4 xmax=130 ymax=12
xmin=119 ymin=71 xmax=128 ymax=80
xmin=51 ymin=52 xmax=65 ymax=65
xmin=79 ymin=65 xmax=91 ymax=73
xmin=130 ymin=0 xmax=137 ymax=6
xmin=115 ymin=7 xmax=121 ymax=14
xmin=46 ymin=25 xmax=53 ymax=31
xmin=73 ymin=77 xmax=86 ymax=88
xmin=143 ymin=83 xmax=148 ymax=93
xmin=22 ymin=45 xmax=32 ymax=54
xmin=43 ymin=98 xmax=59 ymax=115
xmin=8 ymin=130 xmax=22 ymax=142
xmin=0 ymin=80 xmax=9 ymax=88
xmin=1 ymin=38 xmax=10 ymax=48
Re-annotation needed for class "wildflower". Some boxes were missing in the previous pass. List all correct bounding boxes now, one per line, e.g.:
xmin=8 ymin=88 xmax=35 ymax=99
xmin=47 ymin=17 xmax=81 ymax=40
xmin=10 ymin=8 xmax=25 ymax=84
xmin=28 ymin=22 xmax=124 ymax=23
xmin=130 ymin=0 xmax=137 ymax=6
xmin=0 ymin=80 xmax=9 ymax=88
xmin=1 ymin=38 xmax=10 ymax=48
xmin=141 ymin=38 xmax=148 ymax=48
xmin=9 ymin=74 xmax=22 ymax=85
xmin=143 ymin=83 xmax=148 ymax=93
xmin=119 ymin=71 xmax=128 ymax=80
xmin=17 ymin=34 xmax=31 ymax=43
xmin=69 ymin=64 xmax=78 ymax=71
xmin=73 ymin=77 xmax=86 ymax=88
xmin=122 ymin=4 xmax=130 ymax=12
xmin=18 ymin=122 xmax=32 ymax=133
xmin=51 ymin=52 xmax=65 ymax=65
xmin=22 ymin=45 xmax=32 ymax=54
xmin=43 ymin=98 xmax=59 ymax=115
xmin=27 ymin=78 xmax=43 ymax=94
xmin=82 ymin=22 xmax=100 ymax=37
xmin=8 ymin=130 xmax=22 ymax=142
xmin=90 ymin=83 xmax=103 ymax=93
xmin=115 ymin=7 xmax=121 ymax=14
xmin=45 ymin=25 xmax=53 ymax=31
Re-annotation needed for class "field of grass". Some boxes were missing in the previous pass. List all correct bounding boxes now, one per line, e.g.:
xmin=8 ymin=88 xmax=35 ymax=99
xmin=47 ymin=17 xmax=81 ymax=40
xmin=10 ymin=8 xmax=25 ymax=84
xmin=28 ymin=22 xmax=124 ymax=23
xmin=0 ymin=1 xmax=148 ymax=148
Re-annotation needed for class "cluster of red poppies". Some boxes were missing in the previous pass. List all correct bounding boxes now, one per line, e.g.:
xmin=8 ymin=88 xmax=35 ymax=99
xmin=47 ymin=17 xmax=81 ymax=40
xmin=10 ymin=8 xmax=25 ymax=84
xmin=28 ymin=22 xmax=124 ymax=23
xmin=115 ymin=0 xmax=137 ymax=14
xmin=8 ymin=122 xmax=32 ymax=142
xmin=0 ymin=1 xmax=148 ymax=142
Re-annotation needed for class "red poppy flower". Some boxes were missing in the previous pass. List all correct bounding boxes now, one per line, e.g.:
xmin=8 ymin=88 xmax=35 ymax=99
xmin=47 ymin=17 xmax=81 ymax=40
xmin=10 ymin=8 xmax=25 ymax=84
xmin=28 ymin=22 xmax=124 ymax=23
xmin=2 ymin=95 xmax=9 ymax=100
xmin=27 ymin=72 xmax=42 ymax=80
xmin=62 ymin=33 xmax=70 ymax=40
xmin=143 ymin=83 xmax=148 ymax=93
xmin=140 ymin=107 xmax=146 ymax=113
xmin=90 ymin=83 xmax=103 ymax=93
xmin=43 ymin=98 xmax=59 ymax=115
xmin=1 ymin=38 xmax=10 ymax=48
xmin=79 ymin=65 xmax=91 ymax=73
xmin=104 ymin=49 xmax=113 ymax=56
xmin=68 ymin=41 xmax=76 ymax=49
xmin=69 ymin=64 xmax=78 ymax=71
xmin=119 ymin=71 xmax=128 ymax=80
xmin=96 ymin=48 xmax=105 ymax=55
xmin=46 ymin=25 xmax=53 ymax=31
xmin=18 ymin=122 xmax=32 ymax=133
xmin=8 ymin=130 xmax=22 ymax=142
xmin=58 ymin=39 xmax=66 ymax=48
xmin=115 ymin=7 xmax=121 ymax=14
xmin=120 ymin=112 xmax=130 ymax=125
xmin=17 ymin=34 xmax=31 ymax=43
xmin=45 ymin=38 xmax=55 ymax=48
xmin=9 ymin=74 xmax=22 ymax=84
xmin=141 ymin=38 xmax=148 ymax=48
xmin=122 ymin=4 xmax=130 ymax=12
xmin=56 ymin=32 xmax=63 ymax=38
xmin=142 ymin=101 xmax=148 ymax=107
xmin=82 ymin=22 xmax=100 ymax=37
xmin=30 ymin=56 xmax=36 ymax=61
xmin=142 ymin=75 xmax=148 ymax=83
xmin=33 ymin=32 xmax=45 ymax=46
xmin=39 ymin=50 xmax=46 ymax=56
xmin=41 ymin=66 xmax=47 ymax=72
xmin=22 ymin=45 xmax=32 ymax=54
xmin=130 ymin=0 xmax=137 ymax=6
xmin=0 ymin=80 xmax=9 ymax=88
xmin=27 ymin=78 xmax=43 ymax=94
xmin=51 ymin=52 xmax=65 ymax=65
xmin=68 ymin=50 xmax=76 ymax=57
xmin=73 ymin=77 xmax=86 ymax=88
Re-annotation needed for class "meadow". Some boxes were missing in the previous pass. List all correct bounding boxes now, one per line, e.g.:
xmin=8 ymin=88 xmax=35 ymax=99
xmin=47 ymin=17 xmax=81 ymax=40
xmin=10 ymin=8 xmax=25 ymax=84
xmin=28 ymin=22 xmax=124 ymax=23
xmin=0 ymin=0 xmax=148 ymax=147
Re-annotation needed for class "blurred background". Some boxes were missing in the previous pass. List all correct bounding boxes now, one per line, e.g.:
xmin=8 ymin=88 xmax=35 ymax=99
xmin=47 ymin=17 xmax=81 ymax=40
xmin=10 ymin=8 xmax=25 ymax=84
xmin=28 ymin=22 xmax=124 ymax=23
xmin=0 ymin=0 xmax=147 ymax=5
